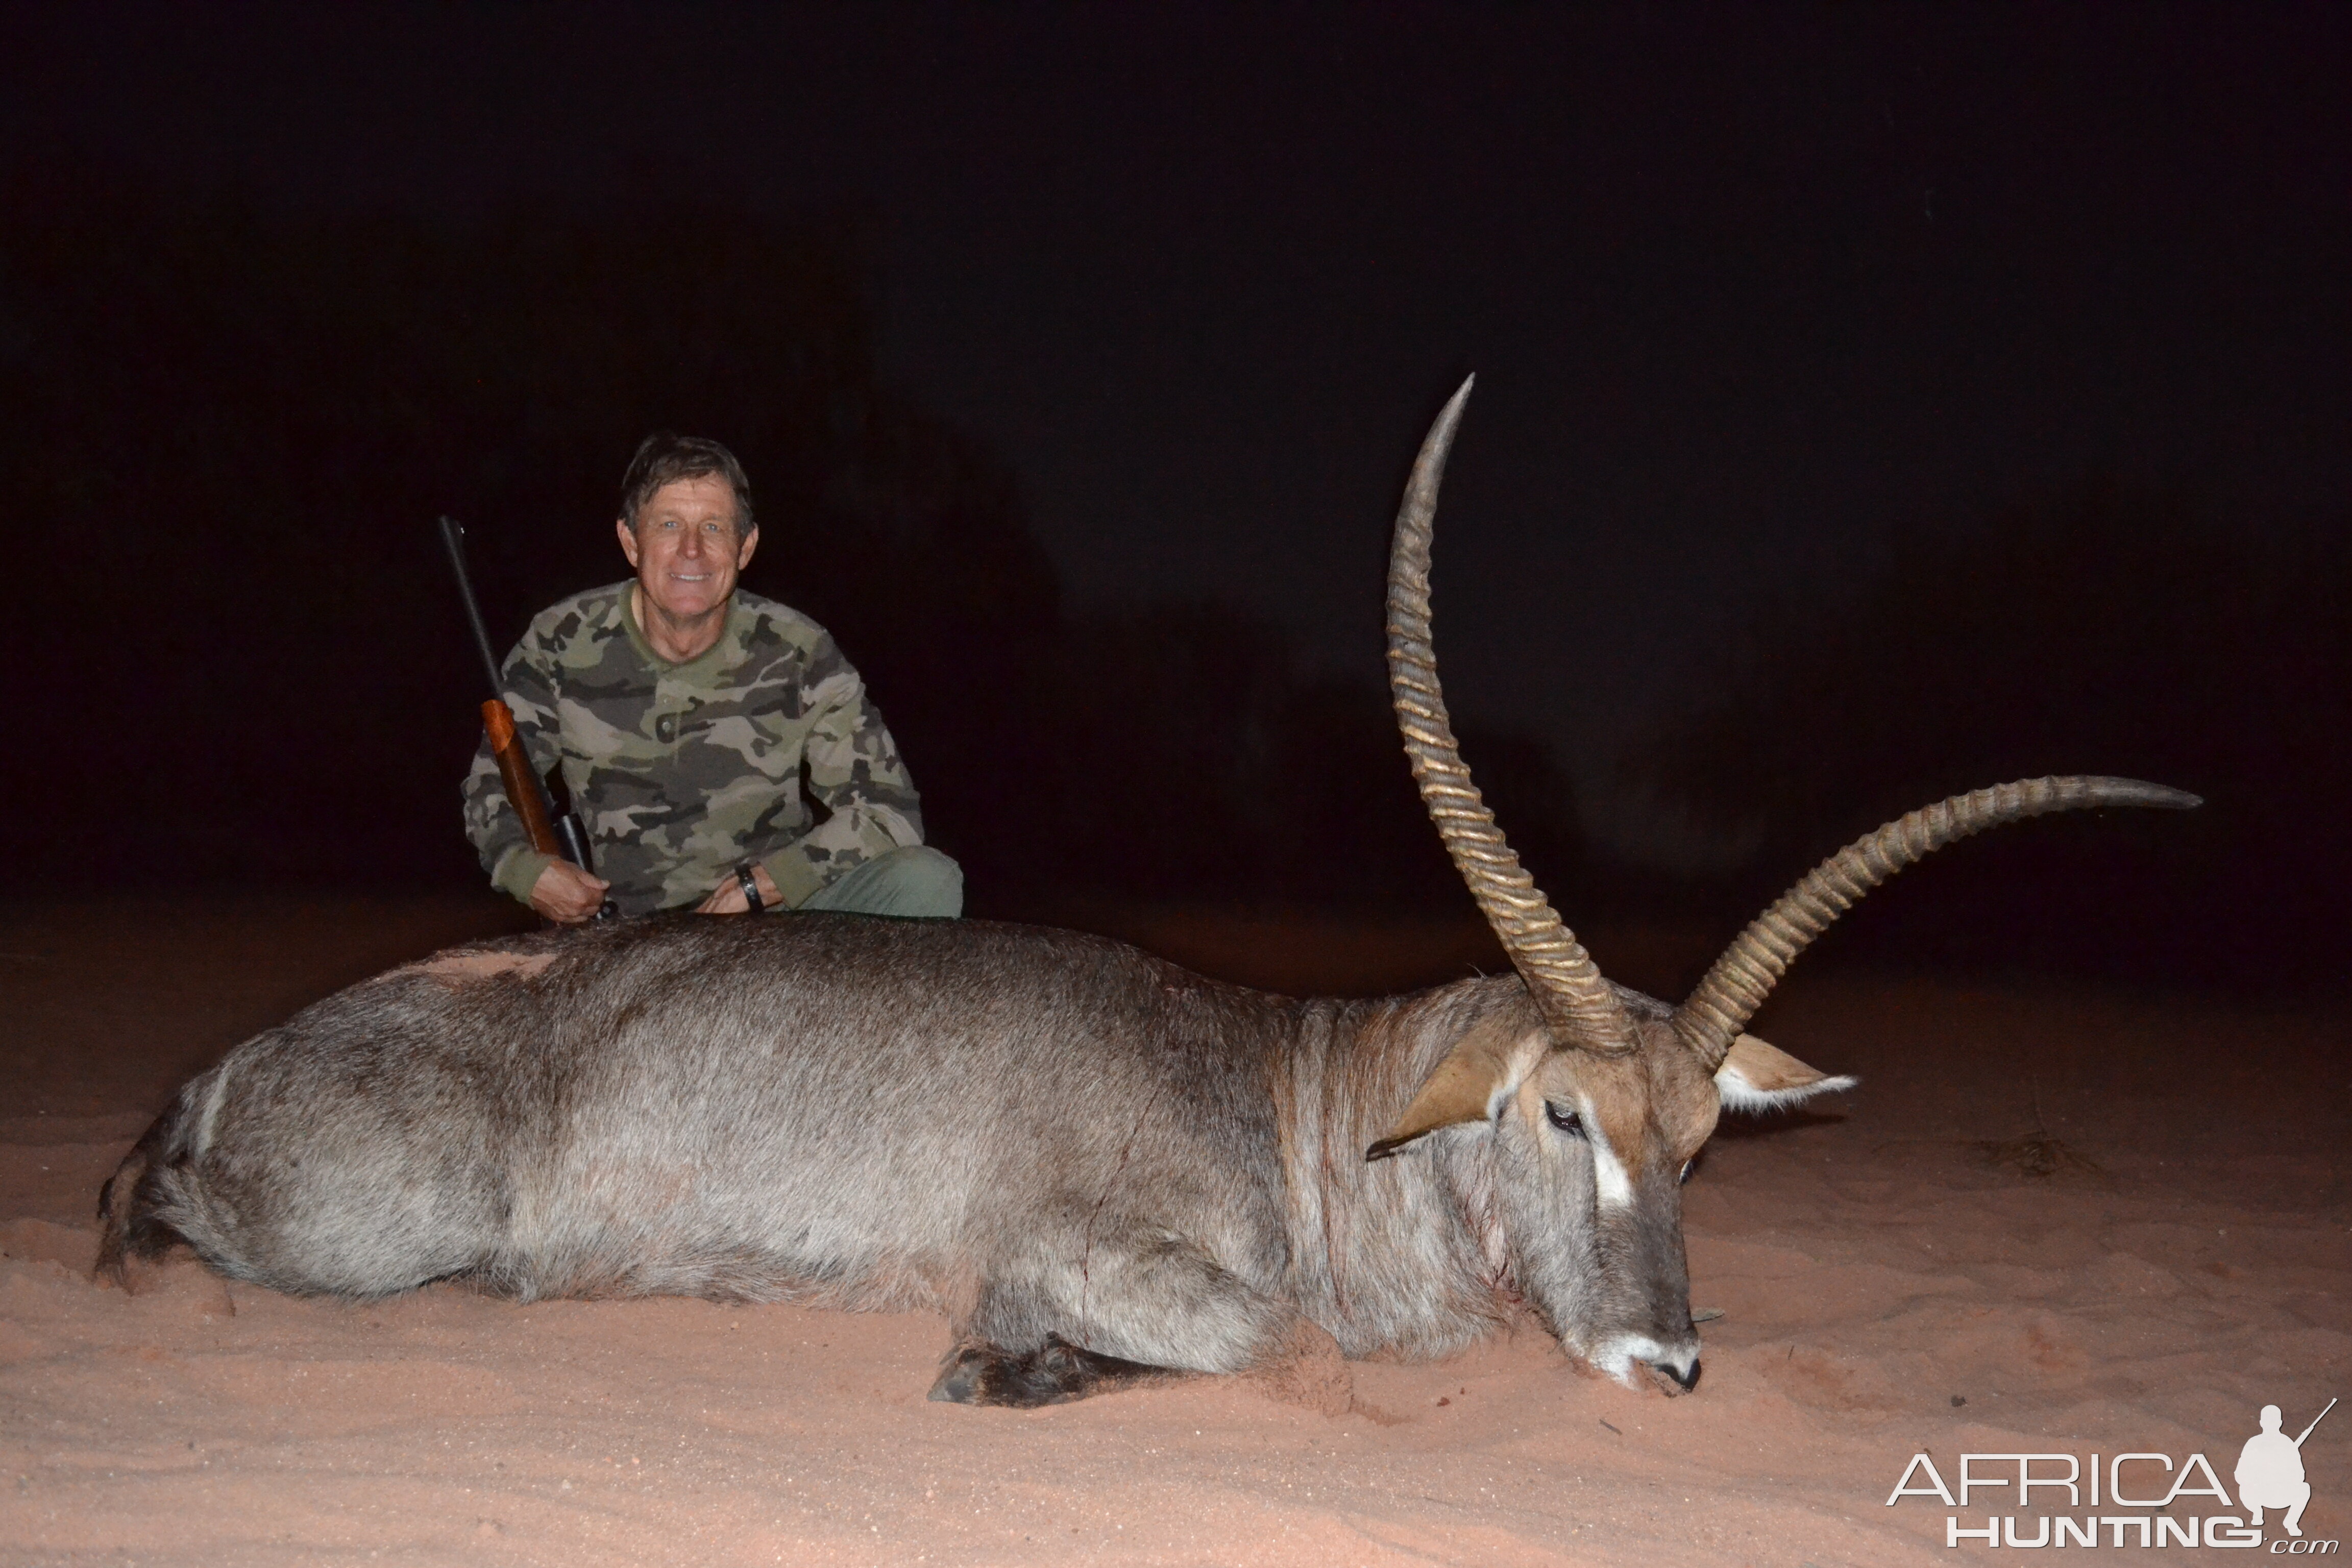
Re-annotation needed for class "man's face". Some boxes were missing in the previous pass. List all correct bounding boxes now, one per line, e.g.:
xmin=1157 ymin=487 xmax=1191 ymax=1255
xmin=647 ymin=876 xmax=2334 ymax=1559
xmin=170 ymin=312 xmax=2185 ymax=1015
xmin=616 ymin=475 xmax=758 ymax=623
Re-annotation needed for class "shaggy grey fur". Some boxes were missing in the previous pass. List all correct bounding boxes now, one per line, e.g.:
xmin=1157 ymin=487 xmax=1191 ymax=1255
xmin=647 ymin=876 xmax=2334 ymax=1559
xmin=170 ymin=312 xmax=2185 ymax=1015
xmin=98 ymin=912 xmax=1719 ymax=1403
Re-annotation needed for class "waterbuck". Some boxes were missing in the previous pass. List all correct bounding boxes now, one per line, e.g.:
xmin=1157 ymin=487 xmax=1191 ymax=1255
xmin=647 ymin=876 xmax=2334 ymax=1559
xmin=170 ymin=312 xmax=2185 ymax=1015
xmin=97 ymin=379 xmax=2196 ymax=1405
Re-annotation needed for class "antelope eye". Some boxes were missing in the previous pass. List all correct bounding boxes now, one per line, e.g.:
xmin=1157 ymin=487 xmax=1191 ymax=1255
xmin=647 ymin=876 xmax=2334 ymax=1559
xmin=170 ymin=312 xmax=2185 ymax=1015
xmin=1679 ymin=1159 xmax=1696 ymax=1185
xmin=1543 ymin=1101 xmax=1585 ymax=1138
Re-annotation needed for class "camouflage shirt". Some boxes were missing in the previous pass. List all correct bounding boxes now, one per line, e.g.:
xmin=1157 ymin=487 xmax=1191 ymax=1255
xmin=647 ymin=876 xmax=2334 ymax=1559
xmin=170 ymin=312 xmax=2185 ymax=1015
xmin=462 ymin=583 xmax=925 ymax=915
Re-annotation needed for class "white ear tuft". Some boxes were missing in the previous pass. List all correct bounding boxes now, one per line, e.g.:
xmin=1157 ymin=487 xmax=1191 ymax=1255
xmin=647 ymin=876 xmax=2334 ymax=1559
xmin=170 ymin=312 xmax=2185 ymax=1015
xmin=1713 ymin=1033 xmax=1857 ymax=1112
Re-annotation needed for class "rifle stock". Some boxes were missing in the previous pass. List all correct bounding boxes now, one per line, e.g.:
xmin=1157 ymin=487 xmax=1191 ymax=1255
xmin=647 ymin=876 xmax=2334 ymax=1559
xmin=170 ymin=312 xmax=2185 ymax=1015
xmin=444 ymin=514 xmax=615 ymax=917
xmin=481 ymin=698 xmax=564 ymax=859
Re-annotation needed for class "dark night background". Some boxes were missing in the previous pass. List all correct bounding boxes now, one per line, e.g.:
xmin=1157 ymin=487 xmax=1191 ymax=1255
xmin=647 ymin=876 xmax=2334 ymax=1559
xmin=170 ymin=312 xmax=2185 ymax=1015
xmin=4 ymin=4 xmax=2344 ymax=992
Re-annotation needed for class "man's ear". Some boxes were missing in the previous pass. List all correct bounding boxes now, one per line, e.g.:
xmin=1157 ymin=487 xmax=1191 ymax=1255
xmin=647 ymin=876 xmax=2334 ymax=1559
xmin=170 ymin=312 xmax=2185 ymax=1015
xmin=735 ymin=524 xmax=758 ymax=571
xmin=616 ymin=517 xmax=641 ymax=567
xmin=1366 ymin=1016 xmax=1549 ymax=1161
xmin=1713 ymin=1033 xmax=1857 ymax=1112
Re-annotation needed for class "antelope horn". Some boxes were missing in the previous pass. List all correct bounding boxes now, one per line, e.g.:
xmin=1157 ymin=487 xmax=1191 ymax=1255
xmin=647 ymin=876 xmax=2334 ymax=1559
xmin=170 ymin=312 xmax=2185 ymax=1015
xmin=1673 ymin=775 xmax=2201 ymax=1068
xmin=1387 ymin=377 xmax=1636 ymax=1055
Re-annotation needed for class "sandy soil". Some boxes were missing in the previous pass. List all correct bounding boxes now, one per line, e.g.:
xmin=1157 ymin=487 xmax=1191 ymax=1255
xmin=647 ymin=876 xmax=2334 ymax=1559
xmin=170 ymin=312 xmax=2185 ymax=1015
xmin=2 ymin=896 xmax=2344 ymax=1566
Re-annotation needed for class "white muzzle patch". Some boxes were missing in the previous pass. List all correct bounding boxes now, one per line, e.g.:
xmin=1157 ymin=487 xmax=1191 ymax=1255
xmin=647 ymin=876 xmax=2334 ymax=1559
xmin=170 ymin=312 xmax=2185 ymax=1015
xmin=1591 ymin=1332 xmax=1702 ymax=1392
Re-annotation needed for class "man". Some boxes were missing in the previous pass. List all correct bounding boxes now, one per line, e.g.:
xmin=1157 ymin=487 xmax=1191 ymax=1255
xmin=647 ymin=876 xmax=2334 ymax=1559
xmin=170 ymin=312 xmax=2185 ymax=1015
xmin=463 ymin=433 xmax=963 ymax=922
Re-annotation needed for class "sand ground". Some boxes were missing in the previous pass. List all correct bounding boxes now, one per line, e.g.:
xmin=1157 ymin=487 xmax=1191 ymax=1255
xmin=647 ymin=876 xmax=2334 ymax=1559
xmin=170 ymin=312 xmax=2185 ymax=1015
xmin=2 ymin=896 xmax=2344 ymax=1566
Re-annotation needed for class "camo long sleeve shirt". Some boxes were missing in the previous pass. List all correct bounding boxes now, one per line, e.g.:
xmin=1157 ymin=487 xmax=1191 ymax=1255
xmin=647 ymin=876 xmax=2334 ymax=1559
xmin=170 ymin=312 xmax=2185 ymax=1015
xmin=462 ymin=583 xmax=926 ymax=916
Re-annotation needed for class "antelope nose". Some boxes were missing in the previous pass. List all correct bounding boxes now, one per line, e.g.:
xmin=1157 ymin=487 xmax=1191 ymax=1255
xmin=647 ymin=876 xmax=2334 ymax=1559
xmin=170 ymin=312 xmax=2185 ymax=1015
xmin=1650 ymin=1356 xmax=1701 ymax=1393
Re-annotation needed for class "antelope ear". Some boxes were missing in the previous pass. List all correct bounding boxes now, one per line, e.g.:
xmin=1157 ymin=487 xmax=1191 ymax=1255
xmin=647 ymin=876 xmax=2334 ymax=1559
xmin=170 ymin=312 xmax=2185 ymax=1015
xmin=1713 ymin=1033 xmax=1857 ymax=1112
xmin=1366 ymin=1019 xmax=1548 ymax=1160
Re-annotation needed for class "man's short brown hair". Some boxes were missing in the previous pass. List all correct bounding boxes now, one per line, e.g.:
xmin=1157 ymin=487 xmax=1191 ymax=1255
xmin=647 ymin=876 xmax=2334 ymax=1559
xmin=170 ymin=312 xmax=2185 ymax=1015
xmin=619 ymin=433 xmax=755 ymax=533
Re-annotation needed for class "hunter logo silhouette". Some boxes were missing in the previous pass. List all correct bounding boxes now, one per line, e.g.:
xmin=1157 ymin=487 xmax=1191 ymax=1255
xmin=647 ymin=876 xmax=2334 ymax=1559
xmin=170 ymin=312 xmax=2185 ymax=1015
xmin=2240 ymin=1398 xmax=2334 ymax=1537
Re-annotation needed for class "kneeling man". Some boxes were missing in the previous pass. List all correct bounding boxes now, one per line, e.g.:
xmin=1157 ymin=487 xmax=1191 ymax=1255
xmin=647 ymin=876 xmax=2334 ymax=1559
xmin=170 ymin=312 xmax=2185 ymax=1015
xmin=463 ymin=433 xmax=963 ymax=922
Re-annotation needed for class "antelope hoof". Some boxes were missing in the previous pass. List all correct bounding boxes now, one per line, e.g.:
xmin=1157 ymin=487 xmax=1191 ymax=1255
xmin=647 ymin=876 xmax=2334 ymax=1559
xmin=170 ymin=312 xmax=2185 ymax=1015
xmin=928 ymin=1337 xmax=1171 ymax=1408
xmin=928 ymin=1346 xmax=991 ymax=1404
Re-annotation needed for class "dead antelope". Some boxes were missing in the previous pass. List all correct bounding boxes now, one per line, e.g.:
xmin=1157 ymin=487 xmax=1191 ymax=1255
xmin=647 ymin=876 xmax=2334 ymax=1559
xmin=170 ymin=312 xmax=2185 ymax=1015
xmin=98 ymin=379 xmax=2196 ymax=1404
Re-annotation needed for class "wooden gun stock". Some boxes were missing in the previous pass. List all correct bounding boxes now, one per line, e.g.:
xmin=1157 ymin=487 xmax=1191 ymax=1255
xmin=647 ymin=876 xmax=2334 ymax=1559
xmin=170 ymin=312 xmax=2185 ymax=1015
xmin=482 ymin=699 xmax=564 ymax=859
xmin=446 ymin=514 xmax=612 ymax=918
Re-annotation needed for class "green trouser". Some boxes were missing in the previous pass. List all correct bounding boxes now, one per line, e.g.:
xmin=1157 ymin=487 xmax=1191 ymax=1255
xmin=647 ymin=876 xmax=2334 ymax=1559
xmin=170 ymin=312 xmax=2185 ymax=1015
xmin=792 ymin=845 xmax=964 ymax=919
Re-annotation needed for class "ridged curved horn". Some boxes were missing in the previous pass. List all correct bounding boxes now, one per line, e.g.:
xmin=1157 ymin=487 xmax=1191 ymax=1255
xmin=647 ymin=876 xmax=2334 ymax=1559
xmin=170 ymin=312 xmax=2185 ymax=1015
xmin=1388 ymin=377 xmax=1636 ymax=1055
xmin=1674 ymin=775 xmax=2201 ymax=1068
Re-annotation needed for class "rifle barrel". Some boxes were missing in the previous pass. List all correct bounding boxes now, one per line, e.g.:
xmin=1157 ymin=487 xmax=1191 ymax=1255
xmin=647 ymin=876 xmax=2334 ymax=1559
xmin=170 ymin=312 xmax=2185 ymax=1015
xmin=2296 ymin=1396 xmax=2336 ymax=1446
xmin=438 ymin=516 xmax=508 ymax=696
xmin=439 ymin=514 xmax=610 ymax=915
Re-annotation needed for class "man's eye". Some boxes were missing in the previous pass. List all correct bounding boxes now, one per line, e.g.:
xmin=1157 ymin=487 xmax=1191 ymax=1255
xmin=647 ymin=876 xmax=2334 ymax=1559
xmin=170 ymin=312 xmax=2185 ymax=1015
xmin=1544 ymin=1101 xmax=1584 ymax=1138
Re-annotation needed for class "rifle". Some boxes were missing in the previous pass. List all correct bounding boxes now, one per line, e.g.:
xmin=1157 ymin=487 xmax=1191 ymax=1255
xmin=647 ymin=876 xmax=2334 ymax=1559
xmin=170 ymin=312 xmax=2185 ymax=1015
xmin=2295 ymin=1398 xmax=2336 ymax=1447
xmin=438 ymin=516 xmax=615 ymax=918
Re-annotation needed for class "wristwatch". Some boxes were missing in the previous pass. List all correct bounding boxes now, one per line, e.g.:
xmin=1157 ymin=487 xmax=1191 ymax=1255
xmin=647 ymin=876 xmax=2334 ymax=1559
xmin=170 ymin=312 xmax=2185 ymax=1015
xmin=735 ymin=862 xmax=766 ymax=914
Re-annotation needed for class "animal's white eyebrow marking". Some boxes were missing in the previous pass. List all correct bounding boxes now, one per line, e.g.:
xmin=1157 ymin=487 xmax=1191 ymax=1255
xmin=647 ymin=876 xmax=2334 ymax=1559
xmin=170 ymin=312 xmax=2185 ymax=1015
xmin=1584 ymin=1112 xmax=1634 ymax=1208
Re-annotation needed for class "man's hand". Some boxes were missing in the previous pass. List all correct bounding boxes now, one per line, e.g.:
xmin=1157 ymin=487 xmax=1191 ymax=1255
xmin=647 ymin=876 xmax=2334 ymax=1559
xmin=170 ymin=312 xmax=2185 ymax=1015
xmin=529 ymin=860 xmax=612 ymax=923
xmin=697 ymin=862 xmax=782 ymax=915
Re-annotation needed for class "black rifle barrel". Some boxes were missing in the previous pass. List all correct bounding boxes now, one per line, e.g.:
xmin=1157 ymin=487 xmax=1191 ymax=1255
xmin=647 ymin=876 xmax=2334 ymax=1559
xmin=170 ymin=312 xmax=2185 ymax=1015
xmin=438 ymin=515 xmax=615 ymax=917
xmin=438 ymin=516 xmax=507 ymax=696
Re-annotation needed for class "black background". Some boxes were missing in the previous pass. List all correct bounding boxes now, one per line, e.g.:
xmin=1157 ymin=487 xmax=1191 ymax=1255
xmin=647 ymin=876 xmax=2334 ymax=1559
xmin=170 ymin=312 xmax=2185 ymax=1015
xmin=6 ymin=4 xmax=2344 ymax=991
